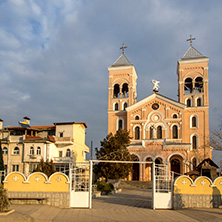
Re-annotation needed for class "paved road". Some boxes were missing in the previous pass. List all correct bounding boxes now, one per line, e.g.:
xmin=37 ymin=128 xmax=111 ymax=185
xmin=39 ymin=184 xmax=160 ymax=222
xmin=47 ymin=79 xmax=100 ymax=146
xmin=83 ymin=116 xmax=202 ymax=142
xmin=1 ymin=189 xmax=222 ymax=222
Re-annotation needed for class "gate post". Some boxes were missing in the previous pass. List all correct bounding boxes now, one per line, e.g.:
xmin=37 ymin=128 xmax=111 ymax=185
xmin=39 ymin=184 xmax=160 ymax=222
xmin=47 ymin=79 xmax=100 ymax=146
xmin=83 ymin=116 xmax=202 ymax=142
xmin=89 ymin=160 xmax=93 ymax=209
xmin=152 ymin=162 xmax=155 ymax=210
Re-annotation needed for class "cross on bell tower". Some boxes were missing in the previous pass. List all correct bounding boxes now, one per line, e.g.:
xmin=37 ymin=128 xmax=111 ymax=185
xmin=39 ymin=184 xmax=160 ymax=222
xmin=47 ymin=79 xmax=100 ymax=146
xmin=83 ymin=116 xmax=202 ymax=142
xmin=120 ymin=43 xmax=127 ymax=54
xmin=186 ymin=35 xmax=196 ymax=47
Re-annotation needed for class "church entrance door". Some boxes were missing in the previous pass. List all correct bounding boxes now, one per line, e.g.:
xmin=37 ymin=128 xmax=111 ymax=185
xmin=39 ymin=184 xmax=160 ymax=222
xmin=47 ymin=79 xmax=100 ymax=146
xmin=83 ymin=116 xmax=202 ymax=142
xmin=132 ymin=154 xmax=140 ymax=180
xmin=170 ymin=158 xmax=181 ymax=177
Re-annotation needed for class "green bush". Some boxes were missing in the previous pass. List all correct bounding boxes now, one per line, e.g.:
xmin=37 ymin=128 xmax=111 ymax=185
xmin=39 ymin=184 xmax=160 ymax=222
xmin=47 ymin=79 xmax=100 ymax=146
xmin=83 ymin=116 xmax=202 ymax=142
xmin=0 ymin=185 xmax=10 ymax=212
xmin=95 ymin=181 xmax=114 ymax=195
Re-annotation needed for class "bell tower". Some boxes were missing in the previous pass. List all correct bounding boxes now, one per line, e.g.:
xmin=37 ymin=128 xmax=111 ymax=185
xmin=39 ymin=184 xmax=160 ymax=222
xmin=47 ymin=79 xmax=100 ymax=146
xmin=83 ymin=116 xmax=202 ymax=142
xmin=177 ymin=35 xmax=209 ymax=107
xmin=177 ymin=35 xmax=210 ymax=159
xmin=107 ymin=44 xmax=138 ymax=134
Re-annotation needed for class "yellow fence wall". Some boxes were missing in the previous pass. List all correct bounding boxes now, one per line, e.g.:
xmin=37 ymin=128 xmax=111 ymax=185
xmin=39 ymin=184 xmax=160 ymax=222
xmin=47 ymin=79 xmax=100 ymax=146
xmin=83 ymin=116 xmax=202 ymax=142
xmin=4 ymin=172 xmax=70 ymax=192
xmin=173 ymin=176 xmax=222 ymax=209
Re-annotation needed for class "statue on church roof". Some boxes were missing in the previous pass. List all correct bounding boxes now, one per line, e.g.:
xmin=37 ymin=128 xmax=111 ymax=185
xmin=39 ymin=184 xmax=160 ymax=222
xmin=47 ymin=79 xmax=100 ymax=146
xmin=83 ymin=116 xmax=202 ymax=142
xmin=152 ymin=80 xmax=160 ymax=93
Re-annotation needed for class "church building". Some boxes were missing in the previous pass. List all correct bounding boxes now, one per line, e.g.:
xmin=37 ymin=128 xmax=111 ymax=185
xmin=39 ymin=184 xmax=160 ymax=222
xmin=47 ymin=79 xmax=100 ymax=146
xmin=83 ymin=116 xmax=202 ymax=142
xmin=107 ymin=37 xmax=212 ymax=181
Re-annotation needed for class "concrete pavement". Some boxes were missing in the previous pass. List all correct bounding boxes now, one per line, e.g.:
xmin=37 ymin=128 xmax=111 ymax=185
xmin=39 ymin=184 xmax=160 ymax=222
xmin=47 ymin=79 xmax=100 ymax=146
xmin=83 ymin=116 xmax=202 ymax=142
xmin=1 ymin=189 xmax=222 ymax=222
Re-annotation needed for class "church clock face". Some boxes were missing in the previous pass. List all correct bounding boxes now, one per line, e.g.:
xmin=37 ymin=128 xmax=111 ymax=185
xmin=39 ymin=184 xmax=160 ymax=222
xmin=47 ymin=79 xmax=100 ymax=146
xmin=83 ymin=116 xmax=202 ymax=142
xmin=152 ymin=103 xmax=159 ymax=110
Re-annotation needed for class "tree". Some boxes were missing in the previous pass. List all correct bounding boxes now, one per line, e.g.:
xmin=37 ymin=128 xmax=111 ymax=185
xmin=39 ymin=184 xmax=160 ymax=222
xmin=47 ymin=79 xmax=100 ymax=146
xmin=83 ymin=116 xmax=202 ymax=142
xmin=94 ymin=129 xmax=132 ymax=181
xmin=210 ymin=127 xmax=222 ymax=150
xmin=33 ymin=159 xmax=56 ymax=177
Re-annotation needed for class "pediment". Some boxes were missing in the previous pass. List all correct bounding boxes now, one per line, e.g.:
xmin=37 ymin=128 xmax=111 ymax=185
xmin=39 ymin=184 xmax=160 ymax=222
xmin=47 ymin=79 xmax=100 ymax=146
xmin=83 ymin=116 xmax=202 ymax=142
xmin=126 ymin=93 xmax=185 ymax=113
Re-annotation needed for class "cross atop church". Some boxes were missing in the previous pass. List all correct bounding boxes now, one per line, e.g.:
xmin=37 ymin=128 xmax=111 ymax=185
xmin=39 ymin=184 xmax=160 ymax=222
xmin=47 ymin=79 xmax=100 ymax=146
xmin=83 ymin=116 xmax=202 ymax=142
xmin=186 ymin=35 xmax=196 ymax=47
xmin=120 ymin=43 xmax=127 ymax=54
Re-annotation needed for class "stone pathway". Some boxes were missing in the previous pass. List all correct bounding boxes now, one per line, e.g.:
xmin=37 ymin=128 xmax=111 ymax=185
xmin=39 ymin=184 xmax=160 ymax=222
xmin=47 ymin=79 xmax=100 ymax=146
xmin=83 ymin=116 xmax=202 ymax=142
xmin=1 ymin=188 xmax=222 ymax=221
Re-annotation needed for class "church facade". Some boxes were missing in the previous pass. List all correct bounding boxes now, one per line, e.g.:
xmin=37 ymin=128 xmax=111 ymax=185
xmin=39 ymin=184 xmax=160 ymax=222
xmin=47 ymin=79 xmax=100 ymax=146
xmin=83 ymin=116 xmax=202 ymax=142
xmin=107 ymin=39 xmax=212 ymax=181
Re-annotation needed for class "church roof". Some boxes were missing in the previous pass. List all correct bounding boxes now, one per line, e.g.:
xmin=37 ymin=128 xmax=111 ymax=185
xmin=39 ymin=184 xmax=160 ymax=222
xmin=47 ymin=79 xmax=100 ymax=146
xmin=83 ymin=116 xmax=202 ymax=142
xmin=181 ymin=46 xmax=207 ymax=60
xmin=111 ymin=53 xmax=132 ymax=67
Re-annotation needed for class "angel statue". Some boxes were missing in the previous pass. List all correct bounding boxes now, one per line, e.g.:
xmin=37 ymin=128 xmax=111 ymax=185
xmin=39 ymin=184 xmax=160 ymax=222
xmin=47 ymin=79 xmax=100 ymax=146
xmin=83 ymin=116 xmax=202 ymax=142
xmin=152 ymin=80 xmax=160 ymax=92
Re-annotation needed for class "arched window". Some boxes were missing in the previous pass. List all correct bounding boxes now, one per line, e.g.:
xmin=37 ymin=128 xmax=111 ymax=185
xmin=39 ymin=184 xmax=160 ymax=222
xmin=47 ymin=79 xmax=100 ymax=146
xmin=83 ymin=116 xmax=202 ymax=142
xmin=135 ymin=115 xmax=139 ymax=120
xmin=173 ymin=114 xmax=177 ymax=119
xmin=118 ymin=119 xmax=123 ymax=130
xmin=13 ymin=147 xmax=20 ymax=155
xmin=192 ymin=116 xmax=197 ymax=127
xmin=192 ymin=135 xmax=197 ymax=150
xmin=192 ymin=157 xmax=197 ymax=170
xmin=173 ymin=125 xmax=178 ymax=139
xmin=184 ymin=78 xmax=193 ymax=93
xmin=197 ymin=98 xmax=202 ymax=106
xmin=37 ymin=147 xmax=41 ymax=155
xmin=113 ymin=84 xmax=120 ymax=98
xmin=157 ymin=126 xmax=162 ymax=139
xmin=186 ymin=98 xmax=191 ymax=107
xmin=66 ymin=149 xmax=71 ymax=157
xmin=30 ymin=146 xmax=34 ymax=155
xmin=122 ymin=83 xmax=129 ymax=98
xmin=195 ymin=77 xmax=203 ymax=93
xmin=114 ymin=103 xmax=119 ymax=111
xmin=123 ymin=102 xmax=128 ymax=110
xmin=135 ymin=126 xmax=140 ymax=140
xmin=150 ymin=127 xmax=154 ymax=139
xmin=2 ymin=147 xmax=8 ymax=155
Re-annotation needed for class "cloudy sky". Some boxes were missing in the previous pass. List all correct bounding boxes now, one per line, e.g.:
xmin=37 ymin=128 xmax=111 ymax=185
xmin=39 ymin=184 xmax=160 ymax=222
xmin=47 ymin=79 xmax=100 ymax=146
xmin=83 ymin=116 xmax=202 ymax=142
xmin=0 ymin=0 xmax=222 ymax=150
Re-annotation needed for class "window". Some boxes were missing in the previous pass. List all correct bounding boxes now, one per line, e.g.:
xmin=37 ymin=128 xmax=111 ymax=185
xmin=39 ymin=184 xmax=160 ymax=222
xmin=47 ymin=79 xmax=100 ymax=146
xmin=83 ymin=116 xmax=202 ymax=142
xmin=118 ymin=119 xmax=123 ymax=130
xmin=12 ymin=165 xmax=19 ymax=172
xmin=37 ymin=147 xmax=41 ymax=155
xmin=114 ymin=103 xmax=119 ymax=111
xmin=59 ymin=151 xmax=63 ymax=157
xmin=192 ymin=116 xmax=197 ymax=127
xmin=123 ymin=102 xmax=128 ymax=110
xmin=135 ymin=126 xmax=140 ymax=140
xmin=66 ymin=149 xmax=71 ymax=157
xmin=173 ymin=114 xmax=177 ymax=119
xmin=13 ymin=147 xmax=20 ymax=155
xmin=59 ymin=132 xmax=63 ymax=137
xmin=173 ymin=125 xmax=178 ymax=139
xmin=197 ymin=98 xmax=202 ymax=106
xmin=150 ymin=127 xmax=154 ymax=139
xmin=192 ymin=157 xmax=197 ymax=170
xmin=135 ymin=116 xmax=139 ymax=120
xmin=192 ymin=135 xmax=197 ymax=150
xmin=113 ymin=84 xmax=120 ymax=98
xmin=186 ymin=98 xmax=191 ymax=107
xmin=157 ymin=126 xmax=162 ymax=139
xmin=30 ymin=146 xmax=34 ymax=155
xmin=4 ymin=165 xmax=7 ymax=174
xmin=2 ymin=147 xmax=8 ymax=155
xmin=48 ymin=131 xmax=55 ymax=136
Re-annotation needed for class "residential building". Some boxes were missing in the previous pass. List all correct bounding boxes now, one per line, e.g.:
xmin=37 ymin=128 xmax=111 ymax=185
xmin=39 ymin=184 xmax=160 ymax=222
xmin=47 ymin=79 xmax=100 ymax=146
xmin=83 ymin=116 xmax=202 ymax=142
xmin=0 ymin=117 xmax=89 ymax=176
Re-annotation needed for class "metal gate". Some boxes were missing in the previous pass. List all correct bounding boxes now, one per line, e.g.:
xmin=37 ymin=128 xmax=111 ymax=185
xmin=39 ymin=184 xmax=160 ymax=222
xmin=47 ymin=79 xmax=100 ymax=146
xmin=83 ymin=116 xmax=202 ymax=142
xmin=69 ymin=162 xmax=93 ymax=208
xmin=152 ymin=164 xmax=174 ymax=209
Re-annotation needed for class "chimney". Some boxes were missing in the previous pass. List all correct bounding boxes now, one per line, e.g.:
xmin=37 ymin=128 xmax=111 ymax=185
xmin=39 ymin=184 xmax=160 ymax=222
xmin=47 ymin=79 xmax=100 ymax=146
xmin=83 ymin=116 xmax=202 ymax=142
xmin=0 ymin=119 xmax=3 ymax=130
xmin=23 ymin=116 xmax=31 ymax=125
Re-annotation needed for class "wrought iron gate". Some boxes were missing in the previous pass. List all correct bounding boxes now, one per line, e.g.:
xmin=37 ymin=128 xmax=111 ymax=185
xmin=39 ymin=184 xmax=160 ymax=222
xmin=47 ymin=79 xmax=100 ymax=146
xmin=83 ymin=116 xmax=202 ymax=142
xmin=152 ymin=164 xmax=174 ymax=209
xmin=69 ymin=162 xmax=92 ymax=208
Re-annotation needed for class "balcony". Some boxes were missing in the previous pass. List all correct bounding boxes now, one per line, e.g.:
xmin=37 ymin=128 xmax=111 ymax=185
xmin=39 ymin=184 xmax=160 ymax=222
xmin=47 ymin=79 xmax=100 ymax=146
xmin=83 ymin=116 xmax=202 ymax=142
xmin=8 ymin=135 xmax=24 ymax=143
xmin=54 ymin=137 xmax=74 ymax=145
xmin=53 ymin=157 xmax=73 ymax=163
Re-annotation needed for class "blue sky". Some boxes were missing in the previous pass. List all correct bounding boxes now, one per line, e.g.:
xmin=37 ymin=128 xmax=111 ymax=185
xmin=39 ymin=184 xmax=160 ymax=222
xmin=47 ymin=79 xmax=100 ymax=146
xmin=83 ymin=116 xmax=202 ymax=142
xmin=0 ymin=0 xmax=222 ymax=151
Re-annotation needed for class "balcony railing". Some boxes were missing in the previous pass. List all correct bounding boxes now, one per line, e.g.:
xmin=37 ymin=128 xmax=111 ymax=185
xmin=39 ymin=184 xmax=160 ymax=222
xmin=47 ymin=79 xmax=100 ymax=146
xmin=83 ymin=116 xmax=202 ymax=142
xmin=54 ymin=137 xmax=74 ymax=145
xmin=53 ymin=157 xmax=73 ymax=163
